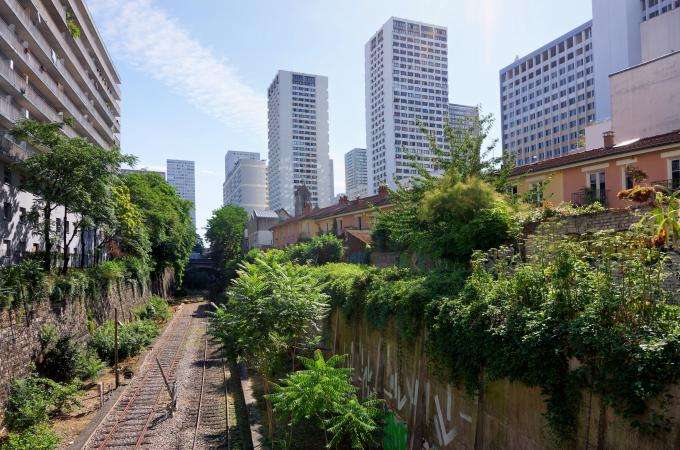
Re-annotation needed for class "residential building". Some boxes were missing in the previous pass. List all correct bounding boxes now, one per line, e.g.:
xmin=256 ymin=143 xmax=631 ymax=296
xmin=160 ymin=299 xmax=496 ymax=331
xmin=344 ymin=147 xmax=369 ymax=199
xmin=167 ymin=159 xmax=196 ymax=226
xmin=120 ymin=167 xmax=165 ymax=178
xmin=503 ymin=0 xmax=680 ymax=167
xmin=245 ymin=209 xmax=289 ymax=250
xmin=329 ymin=158 xmax=335 ymax=204
xmin=448 ymin=103 xmax=479 ymax=135
xmin=0 ymin=0 xmax=121 ymax=266
xmin=365 ymin=17 xmax=449 ymax=193
xmin=267 ymin=70 xmax=332 ymax=214
xmin=500 ymin=21 xmax=595 ymax=167
xmin=510 ymin=49 xmax=680 ymax=209
xmin=271 ymin=185 xmax=391 ymax=248
xmin=222 ymin=155 xmax=268 ymax=212
xmin=225 ymin=150 xmax=260 ymax=177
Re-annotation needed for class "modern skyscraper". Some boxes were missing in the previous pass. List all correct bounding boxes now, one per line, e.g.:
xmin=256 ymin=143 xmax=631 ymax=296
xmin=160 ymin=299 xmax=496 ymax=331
xmin=225 ymin=151 xmax=260 ymax=177
xmin=267 ymin=70 xmax=332 ymax=214
xmin=448 ymin=103 xmax=480 ymax=135
xmin=0 ymin=0 xmax=121 ymax=265
xmin=500 ymin=22 xmax=595 ymax=167
xmin=329 ymin=158 xmax=335 ymax=203
xmin=365 ymin=17 xmax=449 ymax=193
xmin=501 ymin=0 xmax=680 ymax=166
xmin=167 ymin=159 xmax=196 ymax=227
xmin=344 ymin=148 xmax=369 ymax=199
xmin=222 ymin=151 xmax=268 ymax=212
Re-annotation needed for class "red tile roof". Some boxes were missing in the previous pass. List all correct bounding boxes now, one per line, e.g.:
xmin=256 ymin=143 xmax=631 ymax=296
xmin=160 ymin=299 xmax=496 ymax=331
xmin=271 ymin=193 xmax=391 ymax=229
xmin=510 ymin=130 xmax=680 ymax=176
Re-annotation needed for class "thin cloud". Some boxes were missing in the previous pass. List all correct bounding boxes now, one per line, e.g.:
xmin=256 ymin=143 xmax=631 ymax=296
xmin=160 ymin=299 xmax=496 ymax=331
xmin=89 ymin=0 xmax=266 ymax=137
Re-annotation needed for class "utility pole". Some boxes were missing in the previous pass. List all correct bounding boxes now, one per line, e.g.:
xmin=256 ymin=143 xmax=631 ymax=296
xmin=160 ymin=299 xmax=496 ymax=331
xmin=114 ymin=308 xmax=120 ymax=389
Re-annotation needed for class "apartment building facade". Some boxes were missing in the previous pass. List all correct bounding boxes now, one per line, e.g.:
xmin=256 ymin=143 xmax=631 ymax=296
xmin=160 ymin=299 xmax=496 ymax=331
xmin=448 ymin=103 xmax=479 ymax=133
xmin=502 ymin=0 xmax=680 ymax=167
xmin=267 ymin=70 xmax=332 ymax=214
xmin=344 ymin=147 xmax=368 ymax=199
xmin=222 ymin=153 xmax=268 ymax=212
xmin=365 ymin=17 xmax=449 ymax=194
xmin=167 ymin=159 xmax=196 ymax=227
xmin=0 ymin=0 xmax=121 ymax=265
xmin=500 ymin=21 xmax=595 ymax=167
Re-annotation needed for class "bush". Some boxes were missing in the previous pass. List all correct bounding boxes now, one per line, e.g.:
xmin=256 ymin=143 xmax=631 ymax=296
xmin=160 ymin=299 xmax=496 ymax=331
xmin=90 ymin=319 xmax=160 ymax=363
xmin=38 ymin=334 xmax=105 ymax=383
xmin=133 ymin=296 xmax=171 ymax=323
xmin=4 ymin=376 xmax=80 ymax=431
xmin=0 ymin=424 xmax=60 ymax=450
xmin=285 ymin=234 xmax=344 ymax=265
xmin=75 ymin=347 xmax=106 ymax=381
xmin=0 ymin=260 xmax=47 ymax=309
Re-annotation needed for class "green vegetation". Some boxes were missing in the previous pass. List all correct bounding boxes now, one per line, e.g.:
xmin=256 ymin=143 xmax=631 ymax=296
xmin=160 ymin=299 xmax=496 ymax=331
xmin=133 ymin=295 xmax=171 ymax=322
xmin=285 ymin=233 xmax=344 ymax=265
xmin=38 ymin=334 xmax=104 ymax=383
xmin=0 ymin=424 xmax=60 ymax=450
xmin=382 ymin=413 xmax=408 ymax=450
xmin=122 ymin=172 xmax=195 ymax=282
xmin=206 ymin=205 xmax=249 ymax=283
xmin=90 ymin=318 xmax=160 ymax=363
xmin=270 ymin=350 xmax=380 ymax=449
xmin=12 ymin=120 xmax=135 ymax=273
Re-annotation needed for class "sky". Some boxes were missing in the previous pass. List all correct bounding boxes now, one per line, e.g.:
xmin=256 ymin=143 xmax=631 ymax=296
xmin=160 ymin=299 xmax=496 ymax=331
xmin=88 ymin=0 xmax=592 ymax=236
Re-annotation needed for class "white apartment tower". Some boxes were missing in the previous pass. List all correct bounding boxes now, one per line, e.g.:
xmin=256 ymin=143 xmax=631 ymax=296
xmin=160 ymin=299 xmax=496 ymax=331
xmin=501 ymin=0 xmax=680 ymax=166
xmin=267 ymin=70 xmax=332 ymax=214
xmin=222 ymin=151 xmax=268 ymax=212
xmin=365 ymin=17 xmax=449 ymax=193
xmin=344 ymin=148 xmax=368 ymax=199
xmin=0 ymin=0 xmax=121 ymax=266
xmin=448 ymin=103 xmax=480 ymax=134
xmin=500 ymin=22 xmax=595 ymax=167
xmin=167 ymin=159 xmax=196 ymax=227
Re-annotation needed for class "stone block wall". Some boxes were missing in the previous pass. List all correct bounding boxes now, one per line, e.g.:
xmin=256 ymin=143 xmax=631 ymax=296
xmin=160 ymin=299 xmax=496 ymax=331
xmin=0 ymin=269 xmax=175 ymax=419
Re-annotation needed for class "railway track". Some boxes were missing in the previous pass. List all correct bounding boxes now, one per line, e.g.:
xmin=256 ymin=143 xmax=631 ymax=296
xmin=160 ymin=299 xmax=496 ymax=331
xmin=82 ymin=301 xmax=232 ymax=449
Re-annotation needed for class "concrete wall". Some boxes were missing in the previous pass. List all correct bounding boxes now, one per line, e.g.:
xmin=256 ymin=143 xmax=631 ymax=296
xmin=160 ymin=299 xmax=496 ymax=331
xmin=641 ymin=7 xmax=680 ymax=62
xmin=0 ymin=269 xmax=174 ymax=418
xmin=330 ymin=309 xmax=680 ymax=449
xmin=610 ymin=51 xmax=680 ymax=143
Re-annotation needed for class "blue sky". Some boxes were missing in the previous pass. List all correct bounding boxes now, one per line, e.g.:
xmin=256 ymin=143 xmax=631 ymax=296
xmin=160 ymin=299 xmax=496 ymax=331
xmin=89 ymin=0 xmax=591 ymax=235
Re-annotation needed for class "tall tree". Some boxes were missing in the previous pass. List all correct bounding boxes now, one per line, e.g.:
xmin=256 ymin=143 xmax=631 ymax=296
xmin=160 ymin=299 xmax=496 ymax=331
xmin=11 ymin=120 xmax=134 ymax=272
xmin=122 ymin=172 xmax=195 ymax=281
xmin=205 ymin=205 xmax=248 ymax=279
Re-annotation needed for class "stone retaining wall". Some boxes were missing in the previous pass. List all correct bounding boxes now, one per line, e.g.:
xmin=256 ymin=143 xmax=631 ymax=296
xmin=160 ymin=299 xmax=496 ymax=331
xmin=0 ymin=269 xmax=175 ymax=420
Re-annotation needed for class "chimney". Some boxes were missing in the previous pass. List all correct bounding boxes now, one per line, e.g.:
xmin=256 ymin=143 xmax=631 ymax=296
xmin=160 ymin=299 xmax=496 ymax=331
xmin=378 ymin=184 xmax=389 ymax=199
xmin=603 ymin=131 xmax=615 ymax=149
xmin=294 ymin=184 xmax=312 ymax=217
xmin=303 ymin=202 xmax=313 ymax=215
xmin=338 ymin=194 xmax=349 ymax=205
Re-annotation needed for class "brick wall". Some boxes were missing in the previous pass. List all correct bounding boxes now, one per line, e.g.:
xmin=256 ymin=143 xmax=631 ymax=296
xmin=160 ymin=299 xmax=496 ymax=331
xmin=0 ymin=269 xmax=174 ymax=419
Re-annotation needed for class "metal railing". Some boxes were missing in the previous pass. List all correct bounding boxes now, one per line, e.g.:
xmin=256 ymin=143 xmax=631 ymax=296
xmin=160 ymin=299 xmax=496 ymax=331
xmin=1 ymin=0 xmax=114 ymax=144
xmin=572 ymin=188 xmax=609 ymax=207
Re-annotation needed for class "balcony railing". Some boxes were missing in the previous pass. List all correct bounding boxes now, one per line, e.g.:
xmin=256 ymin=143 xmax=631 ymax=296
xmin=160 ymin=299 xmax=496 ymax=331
xmin=572 ymin=188 xmax=609 ymax=207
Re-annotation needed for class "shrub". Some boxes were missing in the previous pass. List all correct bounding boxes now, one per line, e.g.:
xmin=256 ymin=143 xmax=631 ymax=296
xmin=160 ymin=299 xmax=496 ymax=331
xmin=133 ymin=296 xmax=171 ymax=323
xmin=0 ymin=424 xmax=60 ymax=450
xmin=285 ymin=234 xmax=344 ymax=265
xmin=0 ymin=260 xmax=47 ymax=309
xmin=38 ymin=336 xmax=80 ymax=382
xmin=4 ymin=376 xmax=80 ymax=431
xmin=92 ymin=260 xmax=125 ymax=283
xmin=74 ymin=347 xmax=106 ymax=381
xmin=90 ymin=319 xmax=159 ymax=363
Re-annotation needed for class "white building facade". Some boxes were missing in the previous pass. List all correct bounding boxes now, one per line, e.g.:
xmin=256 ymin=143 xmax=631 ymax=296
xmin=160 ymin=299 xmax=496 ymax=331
xmin=344 ymin=148 xmax=368 ymax=199
xmin=267 ymin=70 xmax=332 ymax=214
xmin=365 ymin=17 xmax=449 ymax=193
xmin=448 ymin=103 xmax=479 ymax=134
xmin=0 ymin=0 xmax=121 ymax=266
xmin=500 ymin=22 xmax=595 ymax=167
xmin=167 ymin=159 xmax=196 ymax=227
xmin=502 ymin=0 xmax=680 ymax=166
xmin=222 ymin=152 xmax=268 ymax=212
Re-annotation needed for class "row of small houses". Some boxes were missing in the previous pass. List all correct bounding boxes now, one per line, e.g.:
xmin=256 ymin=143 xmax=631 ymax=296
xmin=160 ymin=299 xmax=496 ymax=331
xmin=245 ymin=128 xmax=680 ymax=260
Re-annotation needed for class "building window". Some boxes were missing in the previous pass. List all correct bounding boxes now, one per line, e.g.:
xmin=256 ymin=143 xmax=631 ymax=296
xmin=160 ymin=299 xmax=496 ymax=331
xmin=19 ymin=207 xmax=26 ymax=223
xmin=357 ymin=216 xmax=362 ymax=229
xmin=588 ymin=171 xmax=606 ymax=201
xmin=672 ymin=159 xmax=680 ymax=189
xmin=3 ymin=168 xmax=11 ymax=184
xmin=3 ymin=202 xmax=11 ymax=221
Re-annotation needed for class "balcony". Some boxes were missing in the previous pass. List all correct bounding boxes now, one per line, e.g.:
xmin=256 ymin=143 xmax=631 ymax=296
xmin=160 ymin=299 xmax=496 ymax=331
xmin=0 ymin=0 xmax=115 ymax=143
xmin=572 ymin=188 xmax=609 ymax=207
